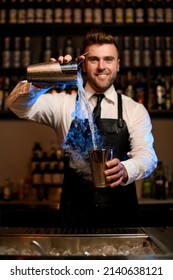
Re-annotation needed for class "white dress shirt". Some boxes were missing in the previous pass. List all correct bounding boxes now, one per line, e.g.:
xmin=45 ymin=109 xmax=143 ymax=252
xmin=7 ymin=80 xmax=158 ymax=185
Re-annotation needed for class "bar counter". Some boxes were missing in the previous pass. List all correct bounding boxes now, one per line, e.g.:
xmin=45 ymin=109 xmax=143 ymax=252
xmin=0 ymin=198 xmax=173 ymax=228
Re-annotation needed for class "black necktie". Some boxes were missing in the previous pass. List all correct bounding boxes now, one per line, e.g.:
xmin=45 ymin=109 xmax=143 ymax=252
xmin=93 ymin=93 xmax=105 ymax=121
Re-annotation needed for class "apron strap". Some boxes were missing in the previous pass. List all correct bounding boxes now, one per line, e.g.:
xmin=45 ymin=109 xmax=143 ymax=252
xmin=118 ymin=93 xmax=123 ymax=128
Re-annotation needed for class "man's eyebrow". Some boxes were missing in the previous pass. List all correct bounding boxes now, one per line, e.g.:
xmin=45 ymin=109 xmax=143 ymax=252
xmin=88 ymin=56 xmax=115 ymax=59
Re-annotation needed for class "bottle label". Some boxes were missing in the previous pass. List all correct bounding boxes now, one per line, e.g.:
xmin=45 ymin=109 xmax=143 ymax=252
xmin=45 ymin=9 xmax=53 ymax=23
xmin=18 ymin=9 xmax=26 ymax=24
xmin=165 ymin=8 xmax=173 ymax=23
xmin=147 ymin=8 xmax=155 ymax=23
xmin=52 ymin=173 xmax=61 ymax=185
xmin=135 ymin=8 xmax=144 ymax=23
xmin=93 ymin=9 xmax=102 ymax=23
xmin=156 ymin=8 xmax=164 ymax=23
xmin=27 ymin=9 xmax=34 ymax=23
xmin=104 ymin=9 xmax=113 ymax=23
xmin=84 ymin=8 xmax=93 ymax=23
xmin=36 ymin=9 xmax=44 ymax=23
xmin=115 ymin=8 xmax=124 ymax=23
xmin=64 ymin=8 xmax=72 ymax=23
xmin=73 ymin=9 xmax=82 ymax=23
xmin=54 ymin=9 xmax=63 ymax=23
xmin=33 ymin=174 xmax=42 ymax=184
xmin=0 ymin=9 xmax=6 ymax=24
xmin=9 ymin=9 xmax=17 ymax=24
xmin=43 ymin=173 xmax=52 ymax=184
xmin=125 ymin=9 xmax=134 ymax=23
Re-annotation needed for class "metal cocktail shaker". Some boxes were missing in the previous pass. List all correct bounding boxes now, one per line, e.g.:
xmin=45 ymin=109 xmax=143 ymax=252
xmin=89 ymin=148 xmax=114 ymax=188
xmin=27 ymin=61 xmax=78 ymax=85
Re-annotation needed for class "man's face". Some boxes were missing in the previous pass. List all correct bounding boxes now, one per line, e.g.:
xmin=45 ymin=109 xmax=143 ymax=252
xmin=82 ymin=43 xmax=120 ymax=93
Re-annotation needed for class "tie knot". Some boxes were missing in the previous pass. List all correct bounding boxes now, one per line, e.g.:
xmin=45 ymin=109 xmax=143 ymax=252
xmin=93 ymin=93 xmax=105 ymax=121
xmin=94 ymin=93 xmax=105 ymax=104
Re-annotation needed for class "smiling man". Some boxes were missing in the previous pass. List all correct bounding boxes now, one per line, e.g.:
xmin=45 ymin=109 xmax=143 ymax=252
xmin=7 ymin=29 xmax=157 ymax=228
xmin=82 ymin=45 xmax=120 ymax=93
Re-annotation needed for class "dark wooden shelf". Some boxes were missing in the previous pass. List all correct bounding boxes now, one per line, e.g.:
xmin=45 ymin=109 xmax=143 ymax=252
xmin=1 ymin=23 xmax=173 ymax=37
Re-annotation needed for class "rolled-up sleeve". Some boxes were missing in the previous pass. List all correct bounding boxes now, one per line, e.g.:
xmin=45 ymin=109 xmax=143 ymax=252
xmin=7 ymin=80 xmax=52 ymax=118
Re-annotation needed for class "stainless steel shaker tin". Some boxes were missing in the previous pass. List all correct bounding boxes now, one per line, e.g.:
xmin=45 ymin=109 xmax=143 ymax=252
xmin=27 ymin=61 xmax=78 ymax=84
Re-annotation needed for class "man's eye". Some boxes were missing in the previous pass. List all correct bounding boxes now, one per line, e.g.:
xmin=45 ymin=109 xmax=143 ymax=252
xmin=105 ymin=57 xmax=114 ymax=62
xmin=89 ymin=58 xmax=97 ymax=62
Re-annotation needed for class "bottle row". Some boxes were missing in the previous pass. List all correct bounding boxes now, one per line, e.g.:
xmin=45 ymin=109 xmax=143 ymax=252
xmin=1 ymin=175 xmax=31 ymax=201
xmin=31 ymin=141 xmax=64 ymax=189
xmin=142 ymin=161 xmax=173 ymax=200
xmin=116 ymin=72 xmax=173 ymax=111
xmin=0 ymin=0 xmax=173 ymax=24
xmin=1 ymin=71 xmax=173 ymax=115
xmin=1 ymin=35 xmax=173 ymax=70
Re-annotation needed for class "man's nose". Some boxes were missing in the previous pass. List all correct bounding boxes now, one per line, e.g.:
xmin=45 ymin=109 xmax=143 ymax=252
xmin=98 ymin=60 xmax=106 ymax=69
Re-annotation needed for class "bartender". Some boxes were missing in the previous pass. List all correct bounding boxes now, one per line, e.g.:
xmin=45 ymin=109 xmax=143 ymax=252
xmin=7 ymin=29 xmax=158 ymax=228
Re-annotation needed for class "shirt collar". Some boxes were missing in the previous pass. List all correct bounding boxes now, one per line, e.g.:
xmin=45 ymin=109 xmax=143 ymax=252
xmin=84 ymin=82 xmax=116 ymax=104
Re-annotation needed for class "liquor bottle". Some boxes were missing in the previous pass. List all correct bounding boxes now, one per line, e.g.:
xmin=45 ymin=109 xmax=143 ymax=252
xmin=40 ymin=151 xmax=49 ymax=171
xmin=165 ymin=0 xmax=173 ymax=23
xmin=32 ymin=163 xmax=46 ymax=200
xmin=12 ymin=37 xmax=21 ymax=68
xmin=142 ymin=177 xmax=152 ymax=198
xmin=134 ymin=72 xmax=146 ymax=105
xmin=132 ymin=36 xmax=141 ymax=67
xmin=43 ymin=36 xmax=52 ymax=62
xmin=31 ymin=151 xmax=40 ymax=174
xmin=35 ymin=0 xmax=44 ymax=23
xmin=49 ymin=150 xmax=58 ymax=171
xmin=164 ymin=36 xmax=172 ymax=67
xmin=135 ymin=0 xmax=145 ymax=23
xmin=64 ymin=37 xmax=74 ymax=57
xmin=154 ymin=36 xmax=163 ymax=67
xmin=154 ymin=161 xmax=167 ymax=200
xmin=22 ymin=36 xmax=31 ymax=67
xmin=45 ymin=0 xmax=53 ymax=23
xmin=124 ymin=0 xmax=134 ymax=23
xmin=64 ymin=0 xmax=72 ymax=23
xmin=155 ymin=0 xmax=165 ymax=23
xmin=42 ymin=163 xmax=52 ymax=188
xmin=103 ymin=0 xmax=113 ymax=23
xmin=142 ymin=36 xmax=152 ymax=67
xmin=32 ymin=142 xmax=43 ymax=160
xmin=114 ymin=0 xmax=124 ymax=24
xmin=18 ymin=0 xmax=26 ymax=24
xmin=124 ymin=71 xmax=135 ymax=99
xmin=165 ymin=76 xmax=171 ymax=110
xmin=155 ymin=74 xmax=166 ymax=110
xmin=32 ymin=163 xmax=42 ymax=187
xmin=9 ymin=0 xmax=18 ymax=24
xmin=51 ymin=163 xmax=60 ymax=186
xmin=84 ymin=0 xmax=93 ymax=23
xmin=73 ymin=0 xmax=83 ymax=24
xmin=122 ymin=36 xmax=131 ymax=67
xmin=27 ymin=0 xmax=35 ymax=23
xmin=54 ymin=0 xmax=63 ymax=23
xmin=0 ymin=0 xmax=7 ymax=24
xmin=2 ymin=37 xmax=11 ymax=68
xmin=147 ymin=0 xmax=156 ymax=23
xmin=93 ymin=0 xmax=102 ymax=24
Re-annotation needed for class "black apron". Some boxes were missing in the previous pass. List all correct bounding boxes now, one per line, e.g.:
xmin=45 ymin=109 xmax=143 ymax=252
xmin=60 ymin=94 xmax=139 ymax=228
